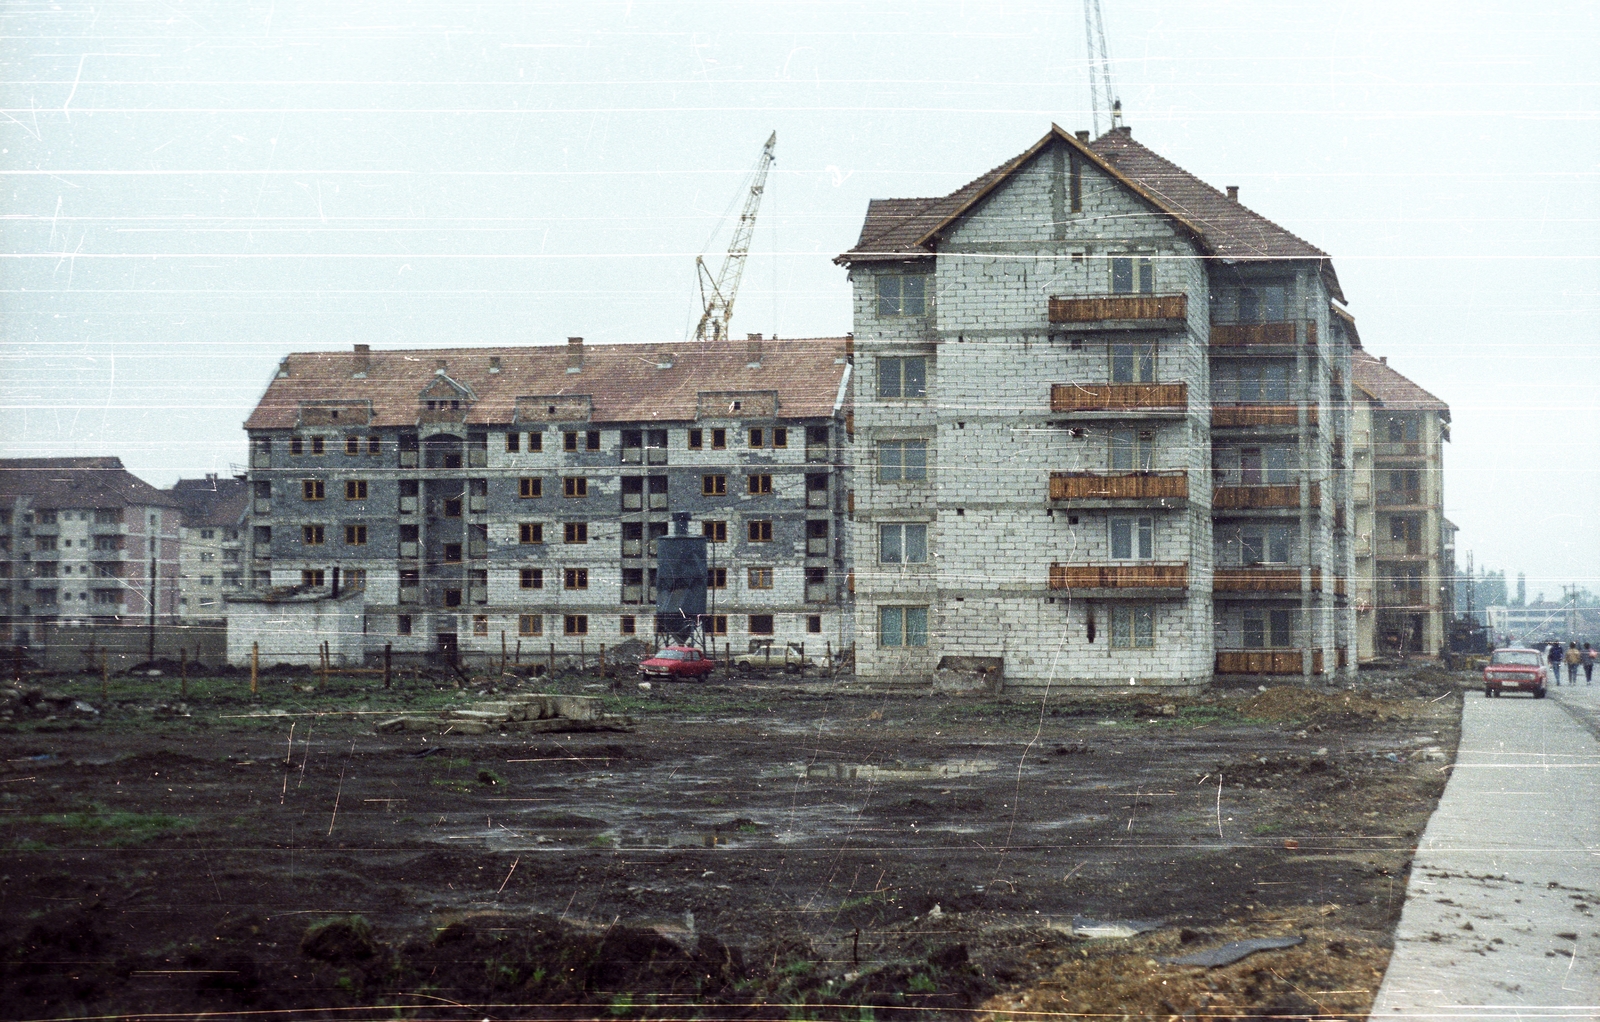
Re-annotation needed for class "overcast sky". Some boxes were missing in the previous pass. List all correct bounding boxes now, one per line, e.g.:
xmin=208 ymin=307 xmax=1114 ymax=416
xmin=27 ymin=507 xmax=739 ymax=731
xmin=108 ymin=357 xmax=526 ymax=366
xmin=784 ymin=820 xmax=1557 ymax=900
xmin=2 ymin=0 xmax=1596 ymax=600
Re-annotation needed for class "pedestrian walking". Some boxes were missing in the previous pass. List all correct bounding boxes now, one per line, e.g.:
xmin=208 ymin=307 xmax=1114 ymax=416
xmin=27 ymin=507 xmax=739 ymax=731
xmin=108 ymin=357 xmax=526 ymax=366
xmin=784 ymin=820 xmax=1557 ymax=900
xmin=1547 ymin=642 xmax=1563 ymax=686
xmin=1584 ymin=642 xmax=1596 ymax=686
xmin=1565 ymin=642 xmax=1581 ymax=686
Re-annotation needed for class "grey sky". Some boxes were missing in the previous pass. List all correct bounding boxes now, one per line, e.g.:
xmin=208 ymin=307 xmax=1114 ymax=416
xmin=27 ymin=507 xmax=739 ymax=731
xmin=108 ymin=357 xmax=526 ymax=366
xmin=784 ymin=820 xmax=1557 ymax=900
xmin=2 ymin=1 xmax=1596 ymax=599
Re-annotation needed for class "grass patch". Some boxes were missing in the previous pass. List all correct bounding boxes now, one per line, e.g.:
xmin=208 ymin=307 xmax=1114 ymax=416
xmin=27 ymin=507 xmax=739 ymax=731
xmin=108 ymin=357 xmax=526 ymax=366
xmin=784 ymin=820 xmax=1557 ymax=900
xmin=15 ymin=804 xmax=194 ymax=845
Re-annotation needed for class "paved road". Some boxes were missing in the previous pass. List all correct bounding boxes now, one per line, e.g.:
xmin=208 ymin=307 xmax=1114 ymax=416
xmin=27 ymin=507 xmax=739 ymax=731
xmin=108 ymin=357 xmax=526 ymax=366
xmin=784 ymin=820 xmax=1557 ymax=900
xmin=1370 ymin=681 xmax=1600 ymax=1019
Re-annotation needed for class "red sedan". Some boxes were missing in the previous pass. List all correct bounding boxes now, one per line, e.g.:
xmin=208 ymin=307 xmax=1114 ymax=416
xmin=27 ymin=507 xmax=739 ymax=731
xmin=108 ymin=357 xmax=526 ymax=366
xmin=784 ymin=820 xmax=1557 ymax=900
xmin=638 ymin=646 xmax=716 ymax=681
xmin=1483 ymin=647 xmax=1547 ymax=698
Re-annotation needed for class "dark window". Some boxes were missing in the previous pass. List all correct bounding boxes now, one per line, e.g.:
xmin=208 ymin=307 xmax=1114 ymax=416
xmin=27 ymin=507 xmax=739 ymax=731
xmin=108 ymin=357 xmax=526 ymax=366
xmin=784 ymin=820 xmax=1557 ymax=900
xmin=1069 ymin=152 xmax=1082 ymax=212
xmin=749 ymin=427 xmax=764 ymax=448
xmin=564 ymin=568 xmax=588 ymax=590
xmin=519 ymin=614 xmax=542 ymax=636
xmin=345 ymin=479 xmax=368 ymax=500
xmin=563 ymin=477 xmax=588 ymax=498
xmin=302 ymin=479 xmax=325 ymax=500
xmin=290 ymin=437 xmax=304 ymax=455
xmin=344 ymin=524 xmax=367 ymax=545
xmin=397 ymin=614 xmax=412 ymax=635
xmin=443 ymin=543 xmax=463 ymax=563
xmin=748 ymin=520 xmax=773 ymax=542
xmin=564 ymin=522 xmax=588 ymax=544
xmin=444 ymin=589 xmax=462 ymax=607
xmin=807 ymin=614 xmax=822 ymax=634
xmin=520 ymin=477 xmax=542 ymax=499
xmin=367 ymin=435 xmax=381 ymax=454
xmin=443 ymin=498 xmax=462 ymax=517
xmin=506 ymin=432 xmax=521 ymax=452
xmin=703 ymin=521 xmax=727 ymax=543
xmin=564 ymin=614 xmax=588 ymax=635
xmin=520 ymin=523 xmax=543 ymax=544
xmin=528 ymin=432 xmax=543 ymax=452
xmin=703 ymin=474 xmax=726 ymax=496
xmin=311 ymin=436 xmax=325 ymax=455
xmin=773 ymin=427 xmax=788 ymax=448
xmin=748 ymin=474 xmax=772 ymax=495
xmin=586 ymin=431 xmax=601 ymax=451
xmin=688 ymin=429 xmax=703 ymax=450
xmin=520 ymin=568 xmax=543 ymax=589
xmin=749 ymin=614 xmax=775 ymax=636
xmin=563 ymin=431 xmax=578 ymax=452
xmin=302 ymin=569 xmax=325 ymax=587
xmin=620 ymin=616 xmax=636 ymax=635
xmin=708 ymin=567 xmax=727 ymax=589
xmin=302 ymin=525 xmax=325 ymax=545
xmin=345 ymin=435 xmax=360 ymax=455
xmin=711 ymin=428 xmax=726 ymax=450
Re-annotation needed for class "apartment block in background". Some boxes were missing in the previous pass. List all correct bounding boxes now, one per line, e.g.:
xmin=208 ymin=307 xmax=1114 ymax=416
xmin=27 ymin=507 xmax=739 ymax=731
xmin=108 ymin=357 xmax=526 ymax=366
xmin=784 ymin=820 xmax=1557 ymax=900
xmin=166 ymin=474 xmax=250 ymax=622
xmin=0 ymin=458 xmax=183 ymax=644
xmin=1349 ymin=350 xmax=1451 ymax=658
xmin=838 ymin=125 xmax=1356 ymax=691
xmin=239 ymin=336 xmax=852 ymax=662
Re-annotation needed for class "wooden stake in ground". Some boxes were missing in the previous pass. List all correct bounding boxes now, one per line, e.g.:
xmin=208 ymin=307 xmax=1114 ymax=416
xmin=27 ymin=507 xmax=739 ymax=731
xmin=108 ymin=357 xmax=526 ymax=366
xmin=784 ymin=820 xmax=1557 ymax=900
xmin=251 ymin=641 xmax=259 ymax=696
xmin=179 ymin=647 xmax=187 ymax=700
xmin=514 ymin=639 xmax=521 ymax=666
xmin=599 ymin=643 xmax=605 ymax=672
xmin=548 ymin=642 xmax=555 ymax=678
xmin=319 ymin=641 xmax=330 ymax=689
xmin=500 ymin=631 xmax=507 ymax=681
xmin=383 ymin=643 xmax=392 ymax=689
xmin=101 ymin=649 xmax=109 ymax=701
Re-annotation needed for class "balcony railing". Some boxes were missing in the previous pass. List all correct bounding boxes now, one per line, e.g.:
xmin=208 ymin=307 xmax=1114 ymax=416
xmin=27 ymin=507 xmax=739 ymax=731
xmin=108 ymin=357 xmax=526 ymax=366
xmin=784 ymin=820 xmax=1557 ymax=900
xmin=805 ymin=583 xmax=831 ymax=604
xmin=1379 ymin=587 xmax=1430 ymax=609
xmin=399 ymin=541 xmax=419 ymax=558
xmin=622 ymin=493 xmax=643 ymax=511
xmin=1215 ymin=649 xmax=1324 ymax=675
xmin=1352 ymin=483 xmax=1371 ymax=506
xmin=1049 ymin=293 xmax=1187 ymax=325
xmin=621 ymin=447 xmax=643 ymax=465
xmin=1049 ymin=562 xmax=1188 ymax=590
xmin=469 ymin=585 xmax=487 ymax=604
xmin=1376 ymin=489 xmax=1423 ymax=507
xmin=646 ymin=447 xmax=668 ymax=466
xmin=468 ymin=541 xmax=488 ymax=559
xmin=806 ymin=489 xmax=830 ymax=508
xmin=1213 ymin=567 xmax=1322 ymax=593
xmin=806 ymin=537 xmax=829 ymax=556
xmin=1050 ymin=471 xmax=1188 ymax=501
xmin=1208 ymin=319 xmax=1317 ymax=348
xmin=622 ymin=584 xmax=644 ymax=604
xmin=399 ymin=585 xmax=419 ymax=604
xmin=253 ymin=499 xmax=272 ymax=515
xmin=1211 ymin=404 xmax=1318 ymax=428
xmin=1213 ymin=483 xmax=1319 ymax=510
xmin=622 ymin=538 xmax=643 ymax=558
xmin=399 ymin=495 xmax=418 ymax=514
xmin=1374 ymin=441 xmax=1424 ymax=459
xmin=806 ymin=443 xmax=830 ymax=464
xmin=1050 ymin=382 xmax=1188 ymax=414
xmin=1335 ymin=576 xmax=1348 ymax=598
xmin=648 ymin=493 xmax=668 ymax=511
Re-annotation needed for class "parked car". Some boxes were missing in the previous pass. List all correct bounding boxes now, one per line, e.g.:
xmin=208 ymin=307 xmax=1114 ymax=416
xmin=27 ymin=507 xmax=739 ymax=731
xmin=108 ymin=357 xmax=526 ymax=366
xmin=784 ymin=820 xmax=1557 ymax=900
xmin=1482 ymin=647 xmax=1547 ymax=698
xmin=730 ymin=645 xmax=817 ymax=673
xmin=638 ymin=646 xmax=716 ymax=681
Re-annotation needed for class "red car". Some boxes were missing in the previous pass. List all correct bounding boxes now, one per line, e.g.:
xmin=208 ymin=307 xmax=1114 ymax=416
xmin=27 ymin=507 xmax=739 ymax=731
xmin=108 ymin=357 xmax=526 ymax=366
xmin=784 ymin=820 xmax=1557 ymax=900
xmin=1483 ymin=647 xmax=1547 ymax=698
xmin=638 ymin=646 xmax=716 ymax=680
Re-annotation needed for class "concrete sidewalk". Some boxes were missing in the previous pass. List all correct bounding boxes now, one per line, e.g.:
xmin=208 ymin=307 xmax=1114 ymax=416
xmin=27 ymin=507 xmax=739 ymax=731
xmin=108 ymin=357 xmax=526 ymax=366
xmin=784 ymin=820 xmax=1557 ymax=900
xmin=1370 ymin=683 xmax=1600 ymax=1019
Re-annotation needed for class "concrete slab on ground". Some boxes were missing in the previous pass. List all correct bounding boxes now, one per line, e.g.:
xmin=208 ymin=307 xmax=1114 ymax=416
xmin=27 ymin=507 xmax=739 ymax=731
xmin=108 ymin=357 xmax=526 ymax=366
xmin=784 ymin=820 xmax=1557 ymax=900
xmin=1370 ymin=683 xmax=1600 ymax=1019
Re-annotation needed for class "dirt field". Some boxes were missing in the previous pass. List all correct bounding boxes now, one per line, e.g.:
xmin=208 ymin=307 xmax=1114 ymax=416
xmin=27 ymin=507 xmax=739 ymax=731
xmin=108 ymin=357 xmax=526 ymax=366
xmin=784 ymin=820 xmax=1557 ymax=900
xmin=0 ymin=663 xmax=1472 ymax=1020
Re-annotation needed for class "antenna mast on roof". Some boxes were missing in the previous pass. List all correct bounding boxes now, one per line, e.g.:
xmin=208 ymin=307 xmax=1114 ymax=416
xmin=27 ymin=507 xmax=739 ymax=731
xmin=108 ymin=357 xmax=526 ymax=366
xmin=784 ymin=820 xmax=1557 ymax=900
xmin=1083 ymin=0 xmax=1121 ymax=137
xmin=694 ymin=131 xmax=777 ymax=343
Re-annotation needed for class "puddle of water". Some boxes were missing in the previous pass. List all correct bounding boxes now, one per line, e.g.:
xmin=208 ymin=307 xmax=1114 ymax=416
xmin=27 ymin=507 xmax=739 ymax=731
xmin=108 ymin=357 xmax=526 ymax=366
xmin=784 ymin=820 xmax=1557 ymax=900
xmin=765 ymin=759 xmax=999 ymax=782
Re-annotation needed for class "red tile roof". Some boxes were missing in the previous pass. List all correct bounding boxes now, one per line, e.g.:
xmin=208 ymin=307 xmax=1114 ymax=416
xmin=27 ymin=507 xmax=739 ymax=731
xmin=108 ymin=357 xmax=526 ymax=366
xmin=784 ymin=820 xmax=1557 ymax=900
xmin=244 ymin=338 xmax=852 ymax=431
xmin=1352 ymin=351 xmax=1449 ymax=416
xmin=0 ymin=457 xmax=181 ymax=511
xmin=839 ymin=125 xmax=1345 ymax=301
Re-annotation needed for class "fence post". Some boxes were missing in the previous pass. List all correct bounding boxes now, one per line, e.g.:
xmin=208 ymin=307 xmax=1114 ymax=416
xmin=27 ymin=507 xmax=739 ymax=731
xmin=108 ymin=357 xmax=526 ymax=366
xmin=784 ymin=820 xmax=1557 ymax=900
xmin=549 ymin=642 xmax=555 ymax=678
xmin=384 ymin=643 xmax=392 ymax=689
xmin=579 ymin=639 xmax=585 ymax=672
xmin=101 ymin=649 xmax=109 ymax=702
xmin=319 ymin=641 xmax=330 ymax=689
xmin=514 ymin=639 xmax=521 ymax=666
xmin=179 ymin=647 xmax=188 ymax=701
xmin=599 ymin=644 xmax=606 ymax=672
xmin=251 ymin=642 xmax=259 ymax=696
xmin=500 ymin=631 xmax=507 ymax=681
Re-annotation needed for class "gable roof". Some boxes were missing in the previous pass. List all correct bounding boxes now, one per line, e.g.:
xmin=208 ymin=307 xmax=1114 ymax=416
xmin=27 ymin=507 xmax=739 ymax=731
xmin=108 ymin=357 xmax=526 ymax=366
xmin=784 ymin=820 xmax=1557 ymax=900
xmin=0 ymin=457 xmax=181 ymax=511
xmin=1352 ymin=351 xmax=1449 ymax=418
xmin=244 ymin=337 xmax=851 ymax=431
xmin=838 ymin=125 xmax=1345 ymax=301
xmin=167 ymin=476 xmax=250 ymax=528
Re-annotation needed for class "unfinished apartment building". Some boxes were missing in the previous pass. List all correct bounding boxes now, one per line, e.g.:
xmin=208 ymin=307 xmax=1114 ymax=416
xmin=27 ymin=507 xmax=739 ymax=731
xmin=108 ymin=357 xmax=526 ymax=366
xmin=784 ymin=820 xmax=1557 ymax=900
xmin=239 ymin=336 xmax=852 ymax=661
xmin=1348 ymin=349 xmax=1452 ymax=659
xmin=167 ymin=475 xmax=250 ymax=622
xmin=0 ymin=458 xmax=183 ymax=644
xmin=839 ymin=124 xmax=1357 ymax=691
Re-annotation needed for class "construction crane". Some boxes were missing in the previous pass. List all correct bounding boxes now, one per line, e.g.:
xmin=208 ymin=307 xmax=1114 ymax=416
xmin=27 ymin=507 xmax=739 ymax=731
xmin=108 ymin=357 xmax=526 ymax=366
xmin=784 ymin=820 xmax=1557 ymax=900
xmin=1082 ymin=0 xmax=1122 ymax=138
xmin=694 ymin=131 xmax=776 ymax=343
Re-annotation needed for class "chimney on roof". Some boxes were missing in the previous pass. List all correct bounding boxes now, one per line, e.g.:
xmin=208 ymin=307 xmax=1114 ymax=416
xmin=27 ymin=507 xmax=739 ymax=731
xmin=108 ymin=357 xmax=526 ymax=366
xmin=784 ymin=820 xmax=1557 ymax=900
xmin=353 ymin=344 xmax=371 ymax=377
xmin=1380 ymin=356 xmax=1387 ymax=365
xmin=1075 ymin=130 xmax=1090 ymax=142
xmin=1226 ymin=185 xmax=1239 ymax=202
xmin=746 ymin=333 xmax=763 ymax=367
xmin=566 ymin=336 xmax=583 ymax=374
xmin=434 ymin=359 xmax=448 ymax=375
xmin=488 ymin=355 xmax=502 ymax=374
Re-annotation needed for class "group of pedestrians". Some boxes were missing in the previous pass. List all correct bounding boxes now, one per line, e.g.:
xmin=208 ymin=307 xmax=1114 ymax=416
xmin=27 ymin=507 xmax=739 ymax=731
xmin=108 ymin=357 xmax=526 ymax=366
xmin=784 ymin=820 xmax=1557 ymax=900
xmin=1545 ymin=640 xmax=1596 ymax=685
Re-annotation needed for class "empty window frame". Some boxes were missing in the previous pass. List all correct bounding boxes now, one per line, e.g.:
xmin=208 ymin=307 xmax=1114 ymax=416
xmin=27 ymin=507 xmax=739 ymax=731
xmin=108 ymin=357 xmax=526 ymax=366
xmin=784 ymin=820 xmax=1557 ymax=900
xmin=1110 ymin=255 xmax=1155 ymax=294
xmin=1109 ymin=605 xmax=1155 ymax=648
xmin=807 ymin=614 xmax=822 ymax=634
xmin=563 ymin=431 xmax=579 ymax=452
xmin=345 ymin=479 xmax=368 ymax=500
xmin=443 ymin=497 xmax=463 ymax=517
xmin=563 ymin=522 xmax=588 ymax=544
xmin=397 ymin=614 xmax=413 ymax=635
xmin=620 ymin=615 xmax=636 ymax=635
xmin=704 ymin=614 xmax=728 ymax=636
xmin=520 ymin=567 xmax=544 ymax=589
xmin=564 ymin=568 xmax=588 ymax=590
xmin=1243 ymin=608 xmax=1295 ymax=648
xmin=877 ymin=356 xmax=927 ymax=398
xmin=310 ymin=436 xmax=326 ymax=455
xmin=702 ymin=474 xmax=726 ymax=496
xmin=1110 ymin=343 xmax=1156 ymax=384
xmin=748 ymin=614 xmax=775 ymax=636
xmin=748 ymin=566 xmax=774 ymax=590
xmin=1109 ymin=516 xmax=1154 ymax=560
xmin=772 ymin=427 xmax=788 ymax=448
xmin=878 ymin=605 xmax=929 ymax=647
xmin=443 ymin=543 xmax=463 ymax=563
xmin=747 ymin=520 xmax=773 ymax=543
xmin=345 ymin=435 xmax=361 ymax=456
xmin=473 ymin=615 xmax=489 ymax=637
xmin=1109 ymin=428 xmax=1155 ymax=472
xmin=506 ymin=432 xmax=521 ymax=452
xmin=879 ymin=522 xmax=928 ymax=564
xmin=688 ymin=428 xmax=703 ymax=450
xmin=585 ymin=430 xmax=601 ymax=451
xmin=1240 ymin=524 xmax=1292 ymax=564
xmin=749 ymin=427 xmax=764 ymax=448
xmin=877 ymin=440 xmax=928 ymax=483
xmin=366 ymin=435 xmax=381 ymax=455
xmin=563 ymin=477 xmax=588 ymax=498
xmin=520 ymin=477 xmax=543 ymax=499
xmin=519 ymin=614 xmax=542 ymax=636
xmin=527 ymin=432 xmax=544 ymax=452
xmin=876 ymin=274 xmax=928 ymax=316
xmin=302 ymin=479 xmax=325 ymax=501
xmin=344 ymin=524 xmax=367 ymax=545
xmin=711 ymin=428 xmax=727 ymax=450
xmin=1236 ymin=285 xmax=1287 ymax=324
xmin=748 ymin=474 xmax=772 ymax=495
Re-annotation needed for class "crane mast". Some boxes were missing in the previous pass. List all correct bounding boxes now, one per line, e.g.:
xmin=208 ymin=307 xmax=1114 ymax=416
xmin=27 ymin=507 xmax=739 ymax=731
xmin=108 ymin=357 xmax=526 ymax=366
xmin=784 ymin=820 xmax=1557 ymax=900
xmin=694 ymin=131 xmax=777 ymax=343
xmin=1082 ymin=0 xmax=1121 ymax=137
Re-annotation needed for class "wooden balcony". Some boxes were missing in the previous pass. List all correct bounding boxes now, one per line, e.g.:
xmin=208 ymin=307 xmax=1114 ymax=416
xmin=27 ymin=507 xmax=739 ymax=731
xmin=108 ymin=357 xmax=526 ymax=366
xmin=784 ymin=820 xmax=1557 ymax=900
xmin=1049 ymin=293 xmax=1187 ymax=326
xmin=1216 ymin=649 xmax=1325 ymax=675
xmin=1049 ymin=562 xmax=1188 ymax=591
xmin=1211 ymin=403 xmax=1318 ymax=428
xmin=1050 ymin=382 xmax=1187 ymax=414
xmin=1208 ymin=319 xmax=1317 ymax=348
xmin=1049 ymin=471 xmax=1188 ymax=501
xmin=1213 ymin=567 xmax=1322 ymax=594
xmin=1213 ymin=483 xmax=1319 ymax=510
xmin=1334 ymin=576 xmax=1348 ymax=598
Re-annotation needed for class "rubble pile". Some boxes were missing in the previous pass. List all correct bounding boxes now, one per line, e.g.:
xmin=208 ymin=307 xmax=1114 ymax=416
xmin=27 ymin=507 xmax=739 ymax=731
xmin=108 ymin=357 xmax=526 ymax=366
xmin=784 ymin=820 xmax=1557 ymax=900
xmin=375 ymin=693 xmax=614 ymax=735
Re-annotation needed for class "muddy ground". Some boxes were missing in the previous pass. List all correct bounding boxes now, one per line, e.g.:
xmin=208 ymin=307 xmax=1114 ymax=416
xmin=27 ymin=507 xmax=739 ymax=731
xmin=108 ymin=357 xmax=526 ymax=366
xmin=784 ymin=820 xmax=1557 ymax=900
xmin=0 ymin=663 xmax=1472 ymax=1020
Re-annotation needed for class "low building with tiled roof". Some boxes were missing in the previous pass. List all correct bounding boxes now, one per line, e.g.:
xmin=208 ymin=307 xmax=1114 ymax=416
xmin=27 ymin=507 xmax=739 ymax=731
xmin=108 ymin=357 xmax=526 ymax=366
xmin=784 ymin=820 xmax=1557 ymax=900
xmin=838 ymin=124 xmax=1362 ymax=690
xmin=1348 ymin=351 xmax=1453 ymax=660
xmin=0 ymin=457 xmax=183 ymax=643
xmin=238 ymin=335 xmax=854 ymax=663
xmin=167 ymin=475 xmax=251 ymax=621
